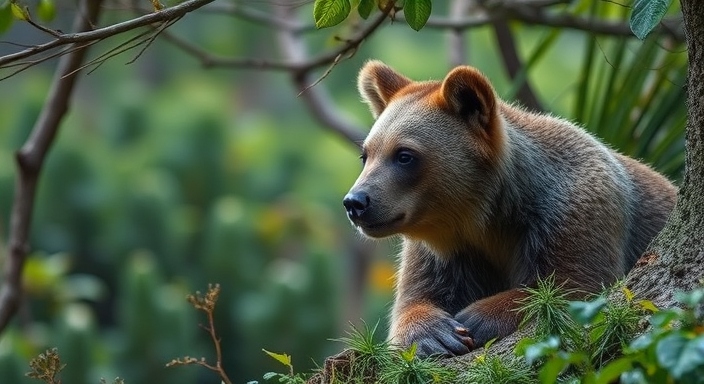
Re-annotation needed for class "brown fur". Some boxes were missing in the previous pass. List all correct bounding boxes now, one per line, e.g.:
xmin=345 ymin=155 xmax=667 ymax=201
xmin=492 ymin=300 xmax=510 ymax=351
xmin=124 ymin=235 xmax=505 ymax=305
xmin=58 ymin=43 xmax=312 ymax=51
xmin=343 ymin=60 xmax=677 ymax=357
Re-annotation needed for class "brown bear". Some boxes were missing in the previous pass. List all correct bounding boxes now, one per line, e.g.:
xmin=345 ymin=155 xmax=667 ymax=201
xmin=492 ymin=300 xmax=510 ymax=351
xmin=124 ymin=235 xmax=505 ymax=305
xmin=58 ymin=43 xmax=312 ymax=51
xmin=342 ymin=60 xmax=677 ymax=357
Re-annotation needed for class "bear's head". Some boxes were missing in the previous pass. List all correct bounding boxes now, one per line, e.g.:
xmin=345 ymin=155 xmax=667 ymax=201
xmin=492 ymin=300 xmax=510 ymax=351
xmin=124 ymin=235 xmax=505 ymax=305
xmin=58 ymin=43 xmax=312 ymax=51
xmin=343 ymin=61 xmax=506 ymax=253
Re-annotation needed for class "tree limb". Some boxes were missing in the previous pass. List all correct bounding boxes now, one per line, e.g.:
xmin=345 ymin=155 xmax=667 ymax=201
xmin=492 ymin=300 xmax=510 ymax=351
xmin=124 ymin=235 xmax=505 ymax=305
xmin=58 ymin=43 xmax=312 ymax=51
xmin=424 ymin=8 xmax=684 ymax=42
xmin=273 ymin=2 xmax=375 ymax=145
xmin=492 ymin=20 xmax=544 ymax=111
xmin=0 ymin=0 xmax=216 ymax=68
xmin=0 ymin=0 xmax=103 ymax=334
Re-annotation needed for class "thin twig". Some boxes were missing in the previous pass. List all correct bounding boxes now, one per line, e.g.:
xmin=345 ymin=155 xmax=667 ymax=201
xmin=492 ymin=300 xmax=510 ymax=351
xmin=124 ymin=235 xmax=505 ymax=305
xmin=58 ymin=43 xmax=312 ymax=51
xmin=273 ymin=1 xmax=380 ymax=146
xmin=0 ymin=0 xmax=216 ymax=69
xmin=0 ymin=0 xmax=103 ymax=334
xmin=421 ymin=8 xmax=683 ymax=41
xmin=201 ymin=2 xmax=308 ymax=33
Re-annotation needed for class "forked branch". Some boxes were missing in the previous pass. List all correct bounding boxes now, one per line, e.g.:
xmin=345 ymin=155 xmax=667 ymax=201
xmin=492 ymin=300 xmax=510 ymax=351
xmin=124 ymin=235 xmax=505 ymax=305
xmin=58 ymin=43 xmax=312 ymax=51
xmin=0 ymin=0 xmax=103 ymax=334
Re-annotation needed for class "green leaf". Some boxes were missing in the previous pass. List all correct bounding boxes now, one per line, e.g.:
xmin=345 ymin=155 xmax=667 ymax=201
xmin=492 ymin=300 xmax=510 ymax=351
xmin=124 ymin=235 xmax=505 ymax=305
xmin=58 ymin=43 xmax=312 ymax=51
xmin=10 ymin=2 xmax=27 ymax=21
xmin=539 ymin=354 xmax=569 ymax=384
xmin=523 ymin=336 xmax=560 ymax=365
xmin=649 ymin=308 xmax=682 ymax=328
xmin=568 ymin=297 xmax=607 ymax=325
xmin=637 ymin=299 xmax=659 ymax=313
xmin=262 ymin=349 xmax=292 ymax=369
xmin=620 ymin=369 xmax=648 ymax=384
xmin=629 ymin=0 xmax=672 ymax=40
xmin=629 ymin=332 xmax=655 ymax=352
xmin=0 ymin=3 xmax=13 ymax=33
xmin=595 ymin=357 xmax=634 ymax=384
xmin=37 ymin=0 xmax=56 ymax=22
xmin=655 ymin=333 xmax=688 ymax=372
xmin=403 ymin=0 xmax=431 ymax=31
xmin=401 ymin=342 xmax=417 ymax=362
xmin=357 ymin=0 xmax=373 ymax=19
xmin=669 ymin=335 xmax=704 ymax=379
xmin=313 ymin=0 xmax=351 ymax=29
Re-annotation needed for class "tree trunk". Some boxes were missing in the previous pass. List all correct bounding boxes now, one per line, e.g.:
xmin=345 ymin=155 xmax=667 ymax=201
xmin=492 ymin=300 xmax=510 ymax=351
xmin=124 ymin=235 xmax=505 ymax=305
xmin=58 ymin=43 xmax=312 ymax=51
xmin=308 ymin=2 xmax=703 ymax=382
xmin=626 ymin=0 xmax=704 ymax=308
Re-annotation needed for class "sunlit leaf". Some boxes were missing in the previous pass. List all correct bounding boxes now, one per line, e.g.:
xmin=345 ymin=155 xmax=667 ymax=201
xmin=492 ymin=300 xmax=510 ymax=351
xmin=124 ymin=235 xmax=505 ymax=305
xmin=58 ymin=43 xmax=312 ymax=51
xmin=630 ymin=0 xmax=672 ymax=39
xmin=637 ymin=299 xmax=659 ymax=313
xmin=403 ymin=0 xmax=431 ymax=31
xmin=11 ymin=2 xmax=28 ymax=21
xmin=37 ymin=0 xmax=56 ymax=22
xmin=401 ymin=342 xmax=417 ymax=362
xmin=262 ymin=349 xmax=292 ymax=368
xmin=622 ymin=286 xmax=635 ymax=302
xmin=313 ymin=0 xmax=351 ymax=29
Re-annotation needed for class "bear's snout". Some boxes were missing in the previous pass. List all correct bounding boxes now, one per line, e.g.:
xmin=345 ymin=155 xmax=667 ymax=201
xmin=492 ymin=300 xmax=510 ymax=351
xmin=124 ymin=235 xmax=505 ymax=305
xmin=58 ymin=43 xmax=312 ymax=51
xmin=343 ymin=190 xmax=370 ymax=219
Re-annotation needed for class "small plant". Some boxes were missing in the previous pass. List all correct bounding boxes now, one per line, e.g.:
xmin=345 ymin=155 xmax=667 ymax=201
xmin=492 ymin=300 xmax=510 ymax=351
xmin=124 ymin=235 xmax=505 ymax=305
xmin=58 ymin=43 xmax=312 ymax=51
xmin=332 ymin=320 xmax=392 ymax=381
xmin=166 ymin=283 xmax=233 ymax=384
xmin=377 ymin=343 xmax=457 ymax=384
xmin=26 ymin=347 xmax=125 ymax=384
xmin=258 ymin=349 xmax=307 ymax=384
xmin=613 ymin=287 xmax=704 ymax=383
xmin=518 ymin=275 xmax=582 ymax=343
xmin=463 ymin=339 xmax=536 ymax=384
xmin=516 ymin=282 xmax=704 ymax=384
xmin=26 ymin=348 xmax=65 ymax=384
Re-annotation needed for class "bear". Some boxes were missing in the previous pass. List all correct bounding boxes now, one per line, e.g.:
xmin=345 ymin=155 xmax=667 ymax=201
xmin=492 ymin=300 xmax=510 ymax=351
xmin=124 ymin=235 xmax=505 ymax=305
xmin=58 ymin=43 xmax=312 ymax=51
xmin=342 ymin=60 xmax=677 ymax=357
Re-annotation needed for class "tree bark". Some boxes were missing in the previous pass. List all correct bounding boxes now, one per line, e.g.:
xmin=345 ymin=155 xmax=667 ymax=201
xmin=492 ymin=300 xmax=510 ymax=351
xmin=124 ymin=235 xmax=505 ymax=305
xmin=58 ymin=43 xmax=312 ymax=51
xmin=625 ymin=0 xmax=704 ymax=308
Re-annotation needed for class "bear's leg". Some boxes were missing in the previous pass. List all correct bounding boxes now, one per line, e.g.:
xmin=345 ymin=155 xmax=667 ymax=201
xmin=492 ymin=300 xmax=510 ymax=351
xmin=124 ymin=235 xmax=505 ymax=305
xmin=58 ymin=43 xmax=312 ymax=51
xmin=454 ymin=288 xmax=527 ymax=348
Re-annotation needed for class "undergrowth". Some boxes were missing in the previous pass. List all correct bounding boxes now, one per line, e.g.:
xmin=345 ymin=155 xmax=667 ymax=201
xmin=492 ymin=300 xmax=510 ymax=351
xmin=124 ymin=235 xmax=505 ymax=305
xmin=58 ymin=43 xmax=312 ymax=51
xmin=24 ymin=280 xmax=704 ymax=384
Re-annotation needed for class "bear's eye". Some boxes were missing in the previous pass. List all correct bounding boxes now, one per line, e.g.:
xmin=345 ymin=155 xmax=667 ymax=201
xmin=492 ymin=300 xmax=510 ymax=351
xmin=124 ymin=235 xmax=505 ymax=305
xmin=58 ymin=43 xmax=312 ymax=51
xmin=359 ymin=152 xmax=367 ymax=165
xmin=395 ymin=150 xmax=415 ymax=165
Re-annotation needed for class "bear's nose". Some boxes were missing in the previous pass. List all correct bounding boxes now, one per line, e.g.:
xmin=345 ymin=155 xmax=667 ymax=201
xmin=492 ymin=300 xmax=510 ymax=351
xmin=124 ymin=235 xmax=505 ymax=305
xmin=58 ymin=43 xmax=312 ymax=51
xmin=343 ymin=191 xmax=370 ymax=218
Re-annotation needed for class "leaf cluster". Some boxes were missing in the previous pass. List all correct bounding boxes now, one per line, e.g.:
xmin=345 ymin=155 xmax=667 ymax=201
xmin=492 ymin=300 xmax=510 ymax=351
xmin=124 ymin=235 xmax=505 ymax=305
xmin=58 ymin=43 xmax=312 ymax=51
xmin=517 ymin=282 xmax=704 ymax=384
xmin=313 ymin=0 xmax=431 ymax=31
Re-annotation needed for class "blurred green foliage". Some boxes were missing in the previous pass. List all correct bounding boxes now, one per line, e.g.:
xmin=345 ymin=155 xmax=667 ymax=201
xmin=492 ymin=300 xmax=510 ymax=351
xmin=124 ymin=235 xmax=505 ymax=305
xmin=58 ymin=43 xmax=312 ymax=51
xmin=0 ymin=0 xmax=686 ymax=383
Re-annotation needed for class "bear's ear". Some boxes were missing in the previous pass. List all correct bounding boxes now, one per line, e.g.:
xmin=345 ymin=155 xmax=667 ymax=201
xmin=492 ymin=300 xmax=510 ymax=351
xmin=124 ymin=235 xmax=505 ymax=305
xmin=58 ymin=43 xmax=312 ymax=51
xmin=358 ymin=60 xmax=411 ymax=118
xmin=440 ymin=66 xmax=497 ymax=128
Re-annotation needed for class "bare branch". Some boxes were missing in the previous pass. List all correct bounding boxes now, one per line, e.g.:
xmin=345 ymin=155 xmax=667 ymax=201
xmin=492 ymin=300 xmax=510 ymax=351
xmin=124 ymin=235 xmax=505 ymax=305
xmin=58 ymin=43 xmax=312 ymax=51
xmin=0 ymin=0 xmax=216 ymax=69
xmin=201 ymin=3 xmax=308 ymax=33
xmin=158 ymin=31 xmax=301 ymax=71
xmin=492 ymin=20 xmax=544 ymax=111
xmin=506 ymin=7 xmax=684 ymax=41
xmin=160 ymin=0 xmax=389 ymax=145
xmin=273 ymin=2 xmax=372 ymax=146
xmin=0 ymin=0 xmax=104 ymax=334
xmin=422 ymin=5 xmax=684 ymax=42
